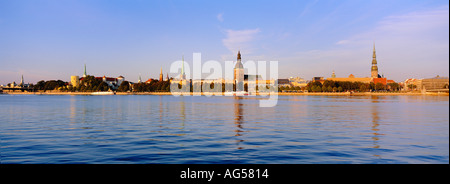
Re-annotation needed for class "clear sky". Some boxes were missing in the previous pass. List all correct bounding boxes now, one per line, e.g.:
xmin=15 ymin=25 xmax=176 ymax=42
xmin=0 ymin=0 xmax=448 ymax=85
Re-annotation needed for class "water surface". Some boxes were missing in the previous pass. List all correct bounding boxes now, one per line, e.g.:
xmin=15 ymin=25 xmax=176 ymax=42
xmin=1 ymin=94 xmax=448 ymax=164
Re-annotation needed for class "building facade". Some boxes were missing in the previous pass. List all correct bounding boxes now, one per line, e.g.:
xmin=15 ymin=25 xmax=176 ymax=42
xmin=234 ymin=51 xmax=244 ymax=91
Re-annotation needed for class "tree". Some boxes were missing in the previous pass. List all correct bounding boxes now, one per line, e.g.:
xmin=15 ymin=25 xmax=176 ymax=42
xmin=327 ymin=86 xmax=333 ymax=92
xmin=117 ymin=81 xmax=130 ymax=92
xmin=337 ymin=86 xmax=343 ymax=92
xmin=98 ymin=82 xmax=110 ymax=91
xmin=407 ymin=84 xmax=417 ymax=91
xmin=375 ymin=83 xmax=386 ymax=91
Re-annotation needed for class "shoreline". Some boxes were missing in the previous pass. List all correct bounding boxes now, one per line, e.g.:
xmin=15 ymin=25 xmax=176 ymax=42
xmin=2 ymin=91 xmax=448 ymax=96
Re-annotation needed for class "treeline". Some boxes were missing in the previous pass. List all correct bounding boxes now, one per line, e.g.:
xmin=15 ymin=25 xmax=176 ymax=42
xmin=128 ymin=80 xmax=170 ymax=92
xmin=33 ymin=80 xmax=67 ymax=91
xmin=305 ymin=80 xmax=401 ymax=92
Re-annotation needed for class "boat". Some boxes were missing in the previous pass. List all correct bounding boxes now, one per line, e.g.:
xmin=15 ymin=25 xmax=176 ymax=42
xmin=91 ymin=91 xmax=115 ymax=95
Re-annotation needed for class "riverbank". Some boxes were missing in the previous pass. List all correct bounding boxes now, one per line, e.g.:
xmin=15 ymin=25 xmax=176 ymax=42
xmin=2 ymin=91 xmax=448 ymax=96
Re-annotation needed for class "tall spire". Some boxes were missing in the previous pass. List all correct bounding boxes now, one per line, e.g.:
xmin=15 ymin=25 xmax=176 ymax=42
xmin=181 ymin=55 xmax=186 ymax=80
xmin=20 ymin=75 xmax=24 ymax=86
xmin=83 ymin=64 xmax=87 ymax=77
xmin=372 ymin=42 xmax=376 ymax=60
xmin=235 ymin=50 xmax=243 ymax=69
xmin=160 ymin=67 xmax=163 ymax=81
xmin=237 ymin=50 xmax=241 ymax=60
xmin=371 ymin=42 xmax=379 ymax=78
xmin=138 ymin=73 xmax=141 ymax=83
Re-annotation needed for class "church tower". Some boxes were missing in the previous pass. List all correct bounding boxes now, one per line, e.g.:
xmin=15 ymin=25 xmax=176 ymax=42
xmin=159 ymin=67 xmax=163 ymax=81
xmin=181 ymin=55 xmax=186 ymax=80
xmin=234 ymin=50 xmax=244 ymax=91
xmin=371 ymin=43 xmax=379 ymax=78
xmin=83 ymin=64 xmax=87 ymax=77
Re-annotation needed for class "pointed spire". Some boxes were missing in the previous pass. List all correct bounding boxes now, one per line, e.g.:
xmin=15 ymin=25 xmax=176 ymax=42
xmin=373 ymin=41 xmax=376 ymax=59
xmin=159 ymin=67 xmax=163 ymax=81
xmin=83 ymin=64 xmax=87 ymax=77
xmin=237 ymin=50 xmax=241 ymax=60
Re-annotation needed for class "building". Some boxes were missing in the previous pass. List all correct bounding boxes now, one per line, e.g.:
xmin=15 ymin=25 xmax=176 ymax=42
xmin=331 ymin=71 xmax=336 ymax=78
xmin=159 ymin=67 xmax=164 ymax=81
xmin=181 ymin=55 xmax=186 ymax=80
xmin=417 ymin=75 xmax=449 ymax=92
xmin=76 ymin=64 xmax=125 ymax=89
xmin=83 ymin=64 xmax=87 ymax=78
xmin=276 ymin=79 xmax=291 ymax=87
xmin=371 ymin=43 xmax=379 ymax=78
xmin=328 ymin=74 xmax=372 ymax=83
xmin=289 ymin=77 xmax=308 ymax=87
xmin=312 ymin=77 xmax=325 ymax=84
xmin=234 ymin=50 xmax=244 ymax=91
xmin=403 ymin=78 xmax=419 ymax=91
xmin=327 ymin=43 xmax=392 ymax=85
xmin=71 ymin=75 xmax=80 ymax=87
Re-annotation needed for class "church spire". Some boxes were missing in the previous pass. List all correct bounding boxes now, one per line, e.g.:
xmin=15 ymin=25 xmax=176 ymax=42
xmin=181 ymin=55 xmax=186 ymax=80
xmin=159 ymin=67 xmax=163 ymax=81
xmin=83 ymin=64 xmax=87 ymax=77
xmin=237 ymin=50 xmax=241 ymax=60
xmin=371 ymin=42 xmax=379 ymax=78
xmin=372 ymin=42 xmax=376 ymax=60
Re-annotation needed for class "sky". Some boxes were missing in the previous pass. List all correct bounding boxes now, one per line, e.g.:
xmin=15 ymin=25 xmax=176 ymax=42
xmin=0 ymin=0 xmax=448 ymax=85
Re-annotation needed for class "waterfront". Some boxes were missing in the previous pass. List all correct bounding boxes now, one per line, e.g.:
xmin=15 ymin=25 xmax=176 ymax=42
xmin=1 ymin=95 xmax=448 ymax=164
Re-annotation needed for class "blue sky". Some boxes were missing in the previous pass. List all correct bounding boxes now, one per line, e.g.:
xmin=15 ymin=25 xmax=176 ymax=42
xmin=0 ymin=0 xmax=448 ymax=85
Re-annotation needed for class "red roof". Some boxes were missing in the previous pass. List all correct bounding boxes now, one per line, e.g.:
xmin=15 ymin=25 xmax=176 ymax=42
xmin=96 ymin=77 xmax=117 ymax=82
xmin=373 ymin=78 xmax=387 ymax=85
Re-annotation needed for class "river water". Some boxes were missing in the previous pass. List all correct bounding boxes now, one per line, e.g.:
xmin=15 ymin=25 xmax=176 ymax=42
xmin=1 ymin=94 xmax=448 ymax=163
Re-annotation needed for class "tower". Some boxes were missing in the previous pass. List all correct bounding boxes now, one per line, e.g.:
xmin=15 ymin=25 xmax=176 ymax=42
xmin=159 ymin=67 xmax=163 ymax=81
xmin=371 ymin=43 xmax=379 ymax=78
xmin=20 ymin=75 xmax=24 ymax=86
xmin=331 ymin=70 xmax=336 ymax=78
xmin=138 ymin=73 xmax=141 ymax=83
xmin=83 ymin=64 xmax=87 ymax=77
xmin=234 ymin=50 xmax=244 ymax=91
xmin=181 ymin=55 xmax=186 ymax=80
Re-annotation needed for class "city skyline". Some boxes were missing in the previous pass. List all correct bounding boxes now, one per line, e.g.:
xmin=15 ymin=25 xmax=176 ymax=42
xmin=0 ymin=0 xmax=449 ymax=85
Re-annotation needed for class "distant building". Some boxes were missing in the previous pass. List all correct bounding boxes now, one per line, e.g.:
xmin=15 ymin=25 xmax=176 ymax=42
xmin=327 ymin=74 xmax=372 ymax=83
xmin=417 ymin=75 xmax=449 ymax=92
xmin=403 ymin=78 xmax=419 ymax=91
xmin=327 ymin=43 xmax=393 ymax=85
xmin=159 ymin=67 xmax=164 ymax=81
xmin=234 ymin=50 xmax=244 ymax=91
xmin=371 ymin=43 xmax=379 ymax=78
xmin=83 ymin=64 xmax=87 ymax=78
xmin=331 ymin=71 xmax=336 ymax=78
xmin=277 ymin=79 xmax=291 ymax=87
xmin=312 ymin=77 xmax=325 ymax=84
xmin=289 ymin=77 xmax=307 ymax=87
xmin=71 ymin=75 xmax=80 ymax=87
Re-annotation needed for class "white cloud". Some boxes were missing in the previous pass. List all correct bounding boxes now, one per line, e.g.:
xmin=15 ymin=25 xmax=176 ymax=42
xmin=217 ymin=13 xmax=224 ymax=22
xmin=222 ymin=28 xmax=261 ymax=55
xmin=283 ymin=6 xmax=449 ymax=81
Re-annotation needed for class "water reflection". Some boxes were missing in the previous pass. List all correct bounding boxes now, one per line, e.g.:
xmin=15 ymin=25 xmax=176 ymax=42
xmin=234 ymin=97 xmax=245 ymax=149
xmin=371 ymin=96 xmax=382 ymax=158
xmin=179 ymin=97 xmax=185 ymax=129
